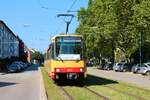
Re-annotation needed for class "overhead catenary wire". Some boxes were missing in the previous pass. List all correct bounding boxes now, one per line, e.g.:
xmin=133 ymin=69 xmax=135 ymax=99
xmin=55 ymin=0 xmax=78 ymax=34
xmin=67 ymin=0 xmax=78 ymax=12
xmin=37 ymin=0 xmax=66 ymax=12
xmin=36 ymin=0 xmax=78 ymax=34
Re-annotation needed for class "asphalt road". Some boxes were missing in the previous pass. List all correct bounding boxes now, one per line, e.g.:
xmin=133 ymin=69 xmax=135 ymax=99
xmin=0 ymin=65 xmax=45 ymax=100
xmin=87 ymin=67 xmax=150 ymax=89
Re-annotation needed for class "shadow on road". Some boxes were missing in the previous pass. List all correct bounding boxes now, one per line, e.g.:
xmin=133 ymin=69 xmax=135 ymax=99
xmin=85 ymin=74 xmax=118 ymax=86
xmin=56 ymin=74 xmax=118 ymax=87
xmin=0 ymin=82 xmax=17 ymax=87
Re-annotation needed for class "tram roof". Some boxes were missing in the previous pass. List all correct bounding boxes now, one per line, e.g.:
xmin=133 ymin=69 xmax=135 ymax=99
xmin=51 ymin=34 xmax=82 ymax=41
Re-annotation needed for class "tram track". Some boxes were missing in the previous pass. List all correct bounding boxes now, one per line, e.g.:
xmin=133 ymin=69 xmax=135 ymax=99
xmin=58 ymin=86 xmax=74 ymax=100
xmin=51 ymin=79 xmax=146 ymax=100
xmin=103 ymin=85 xmax=146 ymax=100
xmin=57 ymin=85 xmax=109 ymax=100
xmin=83 ymin=86 xmax=109 ymax=100
xmin=115 ymin=82 xmax=150 ymax=93
xmin=43 ymin=69 xmax=149 ymax=100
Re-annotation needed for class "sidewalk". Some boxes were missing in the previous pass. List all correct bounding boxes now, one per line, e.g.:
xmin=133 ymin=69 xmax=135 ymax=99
xmin=87 ymin=67 xmax=150 ymax=89
xmin=39 ymin=67 xmax=47 ymax=100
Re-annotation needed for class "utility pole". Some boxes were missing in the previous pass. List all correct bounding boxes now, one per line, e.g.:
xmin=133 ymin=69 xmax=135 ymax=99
xmin=57 ymin=14 xmax=74 ymax=34
xmin=139 ymin=28 xmax=144 ymax=66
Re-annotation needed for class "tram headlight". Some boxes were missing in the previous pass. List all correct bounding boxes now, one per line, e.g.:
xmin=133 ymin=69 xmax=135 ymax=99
xmin=56 ymin=69 xmax=60 ymax=72
xmin=80 ymin=68 xmax=83 ymax=72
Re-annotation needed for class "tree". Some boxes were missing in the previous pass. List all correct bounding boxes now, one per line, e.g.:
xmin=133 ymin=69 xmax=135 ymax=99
xmin=131 ymin=0 xmax=150 ymax=63
xmin=30 ymin=51 xmax=44 ymax=63
xmin=76 ymin=0 xmax=150 ymax=64
xmin=77 ymin=0 xmax=118 ymax=63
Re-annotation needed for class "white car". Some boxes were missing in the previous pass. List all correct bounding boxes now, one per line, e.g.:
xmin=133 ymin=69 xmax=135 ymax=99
xmin=132 ymin=64 xmax=140 ymax=73
xmin=113 ymin=63 xmax=120 ymax=71
xmin=113 ymin=63 xmax=124 ymax=72
xmin=137 ymin=63 xmax=150 ymax=76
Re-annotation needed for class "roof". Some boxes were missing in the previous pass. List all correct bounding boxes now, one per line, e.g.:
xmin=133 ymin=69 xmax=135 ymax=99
xmin=0 ymin=20 xmax=19 ymax=41
xmin=29 ymin=48 xmax=37 ymax=53
xmin=0 ymin=20 xmax=30 ymax=50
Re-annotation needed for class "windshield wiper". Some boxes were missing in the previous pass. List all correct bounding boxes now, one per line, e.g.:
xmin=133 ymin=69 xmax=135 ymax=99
xmin=57 ymin=56 xmax=63 ymax=62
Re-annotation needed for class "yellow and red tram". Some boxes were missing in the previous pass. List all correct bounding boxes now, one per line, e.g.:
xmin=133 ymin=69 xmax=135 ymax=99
xmin=44 ymin=34 xmax=86 ymax=80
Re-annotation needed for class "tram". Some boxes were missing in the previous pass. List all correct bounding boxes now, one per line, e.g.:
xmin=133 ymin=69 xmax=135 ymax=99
xmin=44 ymin=34 xmax=86 ymax=80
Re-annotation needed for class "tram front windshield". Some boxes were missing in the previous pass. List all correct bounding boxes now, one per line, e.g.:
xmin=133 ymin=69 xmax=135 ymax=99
xmin=56 ymin=37 xmax=82 ymax=60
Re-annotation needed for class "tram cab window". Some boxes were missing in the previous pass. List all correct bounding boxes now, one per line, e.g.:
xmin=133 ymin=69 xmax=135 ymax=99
xmin=56 ymin=42 xmax=82 ymax=55
xmin=55 ymin=37 xmax=83 ymax=60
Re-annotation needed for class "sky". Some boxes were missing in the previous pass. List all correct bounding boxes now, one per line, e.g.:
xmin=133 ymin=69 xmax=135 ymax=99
xmin=0 ymin=0 xmax=88 ymax=52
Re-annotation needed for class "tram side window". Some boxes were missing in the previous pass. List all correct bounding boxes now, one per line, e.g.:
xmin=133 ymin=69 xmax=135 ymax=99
xmin=50 ymin=44 xmax=54 ymax=59
xmin=45 ymin=47 xmax=51 ymax=60
xmin=45 ymin=51 xmax=49 ymax=60
xmin=44 ymin=53 xmax=46 ymax=60
xmin=47 ymin=51 xmax=51 ymax=59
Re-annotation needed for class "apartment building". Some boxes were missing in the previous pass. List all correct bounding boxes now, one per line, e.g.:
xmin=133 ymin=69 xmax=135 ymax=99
xmin=0 ymin=20 xmax=19 ymax=59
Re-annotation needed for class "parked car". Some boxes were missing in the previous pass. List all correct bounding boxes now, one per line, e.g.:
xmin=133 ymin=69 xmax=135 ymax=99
xmin=138 ymin=63 xmax=150 ymax=76
xmin=113 ymin=62 xmax=130 ymax=72
xmin=12 ymin=61 xmax=25 ymax=69
xmin=86 ymin=60 xmax=94 ymax=66
xmin=131 ymin=64 xmax=140 ymax=73
xmin=23 ymin=63 xmax=28 ymax=68
xmin=119 ymin=63 xmax=131 ymax=72
xmin=7 ymin=63 xmax=21 ymax=73
xmin=113 ymin=63 xmax=123 ymax=72
xmin=103 ymin=62 xmax=113 ymax=70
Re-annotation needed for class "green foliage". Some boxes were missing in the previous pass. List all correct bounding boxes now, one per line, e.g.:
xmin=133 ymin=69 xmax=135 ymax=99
xmin=30 ymin=51 xmax=44 ymax=63
xmin=76 ymin=0 xmax=150 ymax=63
xmin=20 ymin=52 xmax=27 ymax=62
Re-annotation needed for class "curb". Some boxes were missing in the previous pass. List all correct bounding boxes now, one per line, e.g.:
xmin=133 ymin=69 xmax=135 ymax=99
xmin=39 ymin=67 xmax=47 ymax=100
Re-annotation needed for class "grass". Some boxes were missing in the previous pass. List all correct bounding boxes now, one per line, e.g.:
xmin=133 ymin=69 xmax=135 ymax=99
xmin=40 ymin=67 xmax=65 ymax=100
xmin=85 ymin=74 xmax=150 ymax=100
xmin=64 ymin=86 xmax=100 ymax=100
xmin=89 ymin=86 xmax=136 ymax=100
xmin=85 ymin=75 xmax=136 ymax=100
xmin=107 ymin=82 xmax=150 ymax=100
xmin=41 ymin=67 xmax=100 ymax=100
xmin=41 ymin=66 xmax=150 ymax=100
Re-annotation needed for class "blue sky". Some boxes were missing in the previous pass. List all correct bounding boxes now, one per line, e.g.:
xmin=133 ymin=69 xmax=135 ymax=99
xmin=0 ymin=0 xmax=88 ymax=52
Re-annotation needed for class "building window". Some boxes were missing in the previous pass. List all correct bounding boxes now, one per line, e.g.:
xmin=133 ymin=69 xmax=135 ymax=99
xmin=9 ymin=48 xmax=11 ymax=53
xmin=12 ymin=37 xmax=14 ymax=41
xmin=0 ymin=49 xmax=1 ymax=55
xmin=0 ymin=29 xmax=2 ymax=36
